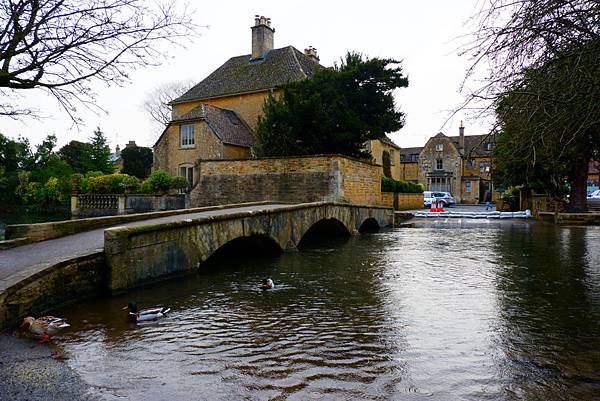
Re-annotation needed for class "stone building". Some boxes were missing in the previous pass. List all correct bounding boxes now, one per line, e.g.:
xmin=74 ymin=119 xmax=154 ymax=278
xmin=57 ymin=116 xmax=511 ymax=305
xmin=399 ymin=123 xmax=496 ymax=203
xmin=366 ymin=136 xmax=402 ymax=179
xmin=153 ymin=16 xmax=323 ymax=184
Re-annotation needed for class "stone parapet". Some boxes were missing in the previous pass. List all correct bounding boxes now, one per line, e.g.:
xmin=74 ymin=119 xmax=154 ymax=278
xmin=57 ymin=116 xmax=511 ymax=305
xmin=191 ymin=155 xmax=384 ymax=207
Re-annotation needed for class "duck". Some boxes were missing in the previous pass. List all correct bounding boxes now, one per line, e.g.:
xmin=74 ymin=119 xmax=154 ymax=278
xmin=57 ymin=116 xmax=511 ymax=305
xmin=124 ymin=302 xmax=171 ymax=323
xmin=259 ymin=278 xmax=274 ymax=290
xmin=20 ymin=316 xmax=70 ymax=343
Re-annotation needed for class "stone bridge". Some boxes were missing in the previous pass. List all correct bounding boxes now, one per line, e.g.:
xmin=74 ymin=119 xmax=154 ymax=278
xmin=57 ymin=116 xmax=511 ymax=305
xmin=105 ymin=202 xmax=393 ymax=291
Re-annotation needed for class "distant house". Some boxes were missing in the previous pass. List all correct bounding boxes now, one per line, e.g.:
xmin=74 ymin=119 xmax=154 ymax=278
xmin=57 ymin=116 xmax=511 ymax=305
xmin=153 ymin=16 xmax=324 ymax=185
xmin=110 ymin=141 xmax=140 ymax=173
xmin=399 ymin=123 xmax=496 ymax=203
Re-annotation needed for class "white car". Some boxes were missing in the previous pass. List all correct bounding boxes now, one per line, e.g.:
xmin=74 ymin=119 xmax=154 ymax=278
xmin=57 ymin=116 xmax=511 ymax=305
xmin=424 ymin=191 xmax=456 ymax=208
xmin=587 ymin=190 xmax=600 ymax=198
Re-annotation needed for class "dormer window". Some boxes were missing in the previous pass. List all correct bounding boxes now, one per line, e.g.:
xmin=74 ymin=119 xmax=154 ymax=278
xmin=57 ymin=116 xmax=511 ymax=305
xmin=485 ymin=143 xmax=494 ymax=151
xmin=180 ymin=124 xmax=195 ymax=148
xmin=436 ymin=143 xmax=443 ymax=152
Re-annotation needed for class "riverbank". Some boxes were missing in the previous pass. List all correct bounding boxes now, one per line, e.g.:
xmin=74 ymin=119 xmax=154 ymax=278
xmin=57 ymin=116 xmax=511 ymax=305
xmin=0 ymin=334 xmax=96 ymax=401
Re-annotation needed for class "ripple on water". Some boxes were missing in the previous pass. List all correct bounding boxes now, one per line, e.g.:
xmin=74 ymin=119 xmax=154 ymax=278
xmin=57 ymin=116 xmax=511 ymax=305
xmin=52 ymin=225 xmax=600 ymax=400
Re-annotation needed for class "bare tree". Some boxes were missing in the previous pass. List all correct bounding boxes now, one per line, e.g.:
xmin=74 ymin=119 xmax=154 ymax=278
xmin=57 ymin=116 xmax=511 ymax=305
xmin=461 ymin=0 xmax=600 ymax=107
xmin=143 ymin=79 xmax=193 ymax=141
xmin=0 ymin=0 xmax=198 ymax=120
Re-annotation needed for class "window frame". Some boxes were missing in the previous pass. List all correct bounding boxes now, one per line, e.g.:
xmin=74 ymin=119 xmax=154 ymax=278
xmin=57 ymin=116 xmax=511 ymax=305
xmin=436 ymin=158 xmax=443 ymax=170
xmin=436 ymin=143 xmax=443 ymax=152
xmin=179 ymin=164 xmax=194 ymax=192
xmin=180 ymin=124 xmax=195 ymax=148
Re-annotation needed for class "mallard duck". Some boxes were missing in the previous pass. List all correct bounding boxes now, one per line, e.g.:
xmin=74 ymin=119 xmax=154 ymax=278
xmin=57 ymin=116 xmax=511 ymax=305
xmin=124 ymin=302 xmax=171 ymax=323
xmin=20 ymin=316 xmax=70 ymax=343
xmin=259 ymin=278 xmax=274 ymax=290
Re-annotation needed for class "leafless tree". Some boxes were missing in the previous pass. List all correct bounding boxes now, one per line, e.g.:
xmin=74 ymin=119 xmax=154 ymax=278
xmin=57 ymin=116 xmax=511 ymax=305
xmin=0 ymin=0 xmax=198 ymax=121
xmin=460 ymin=0 xmax=600 ymax=110
xmin=143 ymin=79 xmax=192 ymax=141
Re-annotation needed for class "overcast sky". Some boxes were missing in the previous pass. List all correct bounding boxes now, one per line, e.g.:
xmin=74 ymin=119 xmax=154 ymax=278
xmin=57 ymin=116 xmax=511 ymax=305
xmin=0 ymin=0 xmax=490 ymax=151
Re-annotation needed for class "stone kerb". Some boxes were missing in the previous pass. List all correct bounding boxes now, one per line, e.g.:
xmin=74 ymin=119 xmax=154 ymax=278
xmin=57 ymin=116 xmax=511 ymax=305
xmin=104 ymin=202 xmax=393 ymax=292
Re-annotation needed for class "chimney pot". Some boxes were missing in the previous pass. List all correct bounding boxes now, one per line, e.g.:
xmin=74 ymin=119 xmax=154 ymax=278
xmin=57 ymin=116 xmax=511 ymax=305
xmin=251 ymin=15 xmax=274 ymax=59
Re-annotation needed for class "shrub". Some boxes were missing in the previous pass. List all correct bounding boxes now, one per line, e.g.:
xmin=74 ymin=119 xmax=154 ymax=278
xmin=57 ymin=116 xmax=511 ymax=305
xmin=171 ymin=176 xmax=189 ymax=191
xmin=121 ymin=175 xmax=140 ymax=192
xmin=381 ymin=177 xmax=423 ymax=193
xmin=71 ymin=173 xmax=84 ymax=193
xmin=87 ymin=174 xmax=129 ymax=194
xmin=142 ymin=170 xmax=173 ymax=193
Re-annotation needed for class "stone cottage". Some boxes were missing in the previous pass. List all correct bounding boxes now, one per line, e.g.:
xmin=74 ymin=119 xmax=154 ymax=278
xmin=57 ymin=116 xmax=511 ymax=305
xmin=153 ymin=16 xmax=402 ymax=187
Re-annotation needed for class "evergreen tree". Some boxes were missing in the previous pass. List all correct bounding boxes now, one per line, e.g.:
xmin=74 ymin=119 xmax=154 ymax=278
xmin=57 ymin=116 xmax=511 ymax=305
xmin=58 ymin=140 xmax=95 ymax=173
xmin=89 ymin=127 xmax=113 ymax=174
xmin=121 ymin=145 xmax=153 ymax=179
xmin=255 ymin=52 xmax=409 ymax=158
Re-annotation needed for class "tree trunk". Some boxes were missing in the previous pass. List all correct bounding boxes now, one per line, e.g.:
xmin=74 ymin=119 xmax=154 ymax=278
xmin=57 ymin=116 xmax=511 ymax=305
xmin=568 ymin=157 xmax=589 ymax=213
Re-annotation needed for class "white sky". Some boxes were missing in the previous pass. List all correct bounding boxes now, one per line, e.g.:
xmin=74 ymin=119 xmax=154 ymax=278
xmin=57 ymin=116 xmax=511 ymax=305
xmin=0 ymin=0 xmax=491 ymax=151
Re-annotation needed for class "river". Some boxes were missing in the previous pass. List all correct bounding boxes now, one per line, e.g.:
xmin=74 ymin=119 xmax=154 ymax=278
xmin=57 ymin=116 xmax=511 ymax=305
xmin=52 ymin=220 xmax=600 ymax=400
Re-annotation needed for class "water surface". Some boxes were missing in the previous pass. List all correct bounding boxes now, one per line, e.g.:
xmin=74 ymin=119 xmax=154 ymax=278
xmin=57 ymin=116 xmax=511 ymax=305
xmin=54 ymin=221 xmax=600 ymax=400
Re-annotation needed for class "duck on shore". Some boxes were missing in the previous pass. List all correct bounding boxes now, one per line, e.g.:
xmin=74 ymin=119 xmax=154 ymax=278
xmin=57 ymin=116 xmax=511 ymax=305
xmin=124 ymin=302 xmax=171 ymax=323
xmin=259 ymin=278 xmax=274 ymax=290
xmin=20 ymin=316 xmax=70 ymax=343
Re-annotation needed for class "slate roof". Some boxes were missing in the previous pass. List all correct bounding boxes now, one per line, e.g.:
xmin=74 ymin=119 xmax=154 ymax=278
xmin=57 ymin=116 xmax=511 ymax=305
xmin=400 ymin=147 xmax=423 ymax=162
xmin=162 ymin=104 xmax=254 ymax=148
xmin=172 ymin=46 xmax=324 ymax=104
xmin=378 ymin=135 xmax=401 ymax=149
xmin=448 ymin=134 xmax=496 ymax=157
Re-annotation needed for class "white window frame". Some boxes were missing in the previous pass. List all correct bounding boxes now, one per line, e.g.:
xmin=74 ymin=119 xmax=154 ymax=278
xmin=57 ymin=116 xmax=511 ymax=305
xmin=436 ymin=143 xmax=443 ymax=152
xmin=180 ymin=124 xmax=195 ymax=148
xmin=179 ymin=164 xmax=194 ymax=191
xmin=436 ymin=158 xmax=443 ymax=170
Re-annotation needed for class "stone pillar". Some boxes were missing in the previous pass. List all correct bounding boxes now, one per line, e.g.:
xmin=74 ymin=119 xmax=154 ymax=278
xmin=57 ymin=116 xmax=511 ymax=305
xmin=117 ymin=195 xmax=126 ymax=215
xmin=71 ymin=195 xmax=80 ymax=216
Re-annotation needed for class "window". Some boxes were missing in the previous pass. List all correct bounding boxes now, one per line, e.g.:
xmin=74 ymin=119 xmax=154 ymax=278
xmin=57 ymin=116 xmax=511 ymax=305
xmin=436 ymin=159 xmax=443 ymax=170
xmin=436 ymin=143 xmax=443 ymax=152
xmin=485 ymin=143 xmax=494 ymax=151
xmin=465 ymin=180 xmax=471 ymax=193
xmin=400 ymin=154 xmax=406 ymax=162
xmin=410 ymin=154 xmax=418 ymax=162
xmin=468 ymin=158 xmax=475 ymax=167
xmin=180 ymin=124 xmax=195 ymax=148
xmin=179 ymin=164 xmax=193 ymax=191
xmin=480 ymin=161 xmax=490 ymax=174
xmin=427 ymin=177 xmax=452 ymax=193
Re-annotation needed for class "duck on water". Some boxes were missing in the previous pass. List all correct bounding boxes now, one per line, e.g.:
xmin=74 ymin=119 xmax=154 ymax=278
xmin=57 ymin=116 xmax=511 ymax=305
xmin=124 ymin=302 xmax=171 ymax=323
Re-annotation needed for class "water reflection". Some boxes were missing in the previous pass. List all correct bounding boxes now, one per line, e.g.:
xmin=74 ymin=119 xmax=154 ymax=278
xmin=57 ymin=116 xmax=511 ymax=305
xmin=53 ymin=223 xmax=600 ymax=400
xmin=493 ymin=225 xmax=600 ymax=399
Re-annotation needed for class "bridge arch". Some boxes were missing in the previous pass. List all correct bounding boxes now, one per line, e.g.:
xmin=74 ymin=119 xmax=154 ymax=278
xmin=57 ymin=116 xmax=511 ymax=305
xmin=297 ymin=217 xmax=352 ymax=249
xmin=203 ymin=234 xmax=283 ymax=266
xmin=358 ymin=217 xmax=380 ymax=233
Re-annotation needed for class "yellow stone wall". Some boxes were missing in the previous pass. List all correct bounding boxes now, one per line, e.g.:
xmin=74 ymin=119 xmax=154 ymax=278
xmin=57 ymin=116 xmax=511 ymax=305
xmin=368 ymin=139 xmax=401 ymax=180
xmin=193 ymin=155 xmax=386 ymax=207
xmin=399 ymin=162 xmax=419 ymax=182
xmin=395 ymin=192 xmax=424 ymax=210
xmin=153 ymin=121 xmax=226 ymax=177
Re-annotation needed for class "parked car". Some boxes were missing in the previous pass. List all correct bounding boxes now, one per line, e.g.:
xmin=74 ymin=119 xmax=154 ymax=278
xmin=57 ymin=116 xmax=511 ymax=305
xmin=423 ymin=191 xmax=456 ymax=208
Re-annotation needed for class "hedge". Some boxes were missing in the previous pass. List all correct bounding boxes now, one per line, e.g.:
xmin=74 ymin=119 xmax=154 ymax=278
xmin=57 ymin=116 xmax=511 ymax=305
xmin=381 ymin=176 xmax=424 ymax=193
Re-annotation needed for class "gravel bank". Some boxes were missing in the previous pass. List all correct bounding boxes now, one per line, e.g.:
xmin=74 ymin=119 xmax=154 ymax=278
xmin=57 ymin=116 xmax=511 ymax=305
xmin=0 ymin=334 xmax=96 ymax=401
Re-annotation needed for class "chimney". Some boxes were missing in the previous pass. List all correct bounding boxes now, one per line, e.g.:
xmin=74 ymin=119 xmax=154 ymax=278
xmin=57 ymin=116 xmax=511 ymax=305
xmin=251 ymin=15 xmax=274 ymax=59
xmin=115 ymin=145 xmax=121 ymax=156
xmin=304 ymin=46 xmax=320 ymax=62
xmin=126 ymin=140 xmax=137 ymax=148
xmin=459 ymin=121 xmax=465 ymax=155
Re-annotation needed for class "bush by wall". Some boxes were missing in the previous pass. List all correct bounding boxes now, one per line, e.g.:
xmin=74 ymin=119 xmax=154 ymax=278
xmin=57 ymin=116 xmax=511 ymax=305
xmin=77 ymin=170 xmax=187 ymax=195
xmin=381 ymin=176 xmax=423 ymax=193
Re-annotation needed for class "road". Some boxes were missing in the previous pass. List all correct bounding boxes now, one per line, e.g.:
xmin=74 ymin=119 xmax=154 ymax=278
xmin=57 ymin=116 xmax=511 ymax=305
xmin=0 ymin=204 xmax=290 ymax=282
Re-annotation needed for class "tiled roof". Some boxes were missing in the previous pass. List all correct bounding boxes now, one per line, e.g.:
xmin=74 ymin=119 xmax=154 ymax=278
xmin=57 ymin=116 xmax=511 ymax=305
xmin=448 ymin=134 xmax=496 ymax=157
xmin=378 ymin=135 xmax=401 ymax=149
xmin=159 ymin=104 xmax=254 ymax=148
xmin=172 ymin=46 xmax=324 ymax=104
xmin=400 ymin=147 xmax=423 ymax=156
